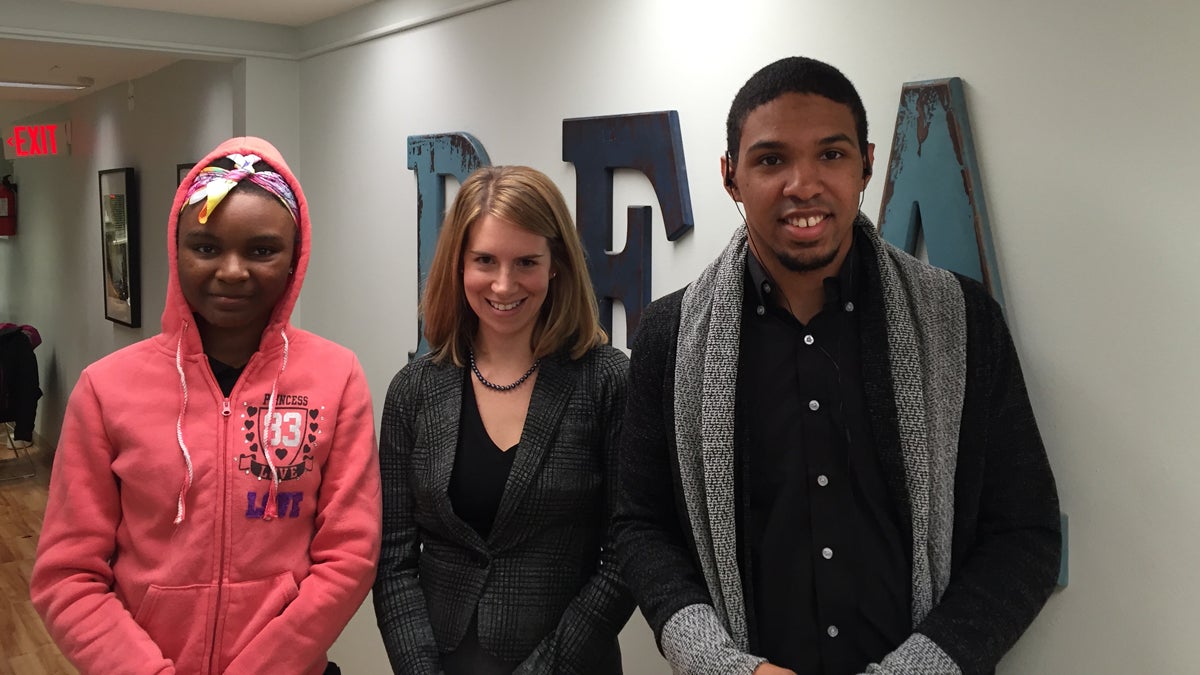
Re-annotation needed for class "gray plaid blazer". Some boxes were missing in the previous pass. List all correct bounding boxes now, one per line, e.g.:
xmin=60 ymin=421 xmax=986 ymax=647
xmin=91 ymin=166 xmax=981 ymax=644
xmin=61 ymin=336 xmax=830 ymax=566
xmin=373 ymin=345 xmax=634 ymax=674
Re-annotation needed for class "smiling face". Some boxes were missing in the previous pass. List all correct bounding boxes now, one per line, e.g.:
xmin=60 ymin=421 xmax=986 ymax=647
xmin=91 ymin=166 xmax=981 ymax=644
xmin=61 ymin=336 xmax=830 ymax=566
xmin=462 ymin=213 xmax=553 ymax=348
xmin=725 ymin=92 xmax=874 ymax=278
xmin=177 ymin=189 xmax=295 ymax=345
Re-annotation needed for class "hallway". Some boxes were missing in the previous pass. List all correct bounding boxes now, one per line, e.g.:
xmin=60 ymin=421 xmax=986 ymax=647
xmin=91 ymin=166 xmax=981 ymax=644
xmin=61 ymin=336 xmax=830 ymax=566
xmin=0 ymin=433 xmax=76 ymax=674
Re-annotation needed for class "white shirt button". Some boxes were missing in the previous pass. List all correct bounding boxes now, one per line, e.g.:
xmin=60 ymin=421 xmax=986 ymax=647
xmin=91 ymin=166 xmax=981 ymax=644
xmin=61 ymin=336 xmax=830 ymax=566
xmin=763 ymin=282 xmax=772 ymax=294
xmin=808 ymin=400 xmax=820 ymax=411
xmin=756 ymin=305 xmax=765 ymax=316
xmin=822 ymin=547 xmax=834 ymax=560
xmin=844 ymin=301 xmax=855 ymax=312
xmin=804 ymin=334 xmax=815 ymax=345
xmin=817 ymin=475 xmax=829 ymax=486
xmin=827 ymin=625 xmax=839 ymax=638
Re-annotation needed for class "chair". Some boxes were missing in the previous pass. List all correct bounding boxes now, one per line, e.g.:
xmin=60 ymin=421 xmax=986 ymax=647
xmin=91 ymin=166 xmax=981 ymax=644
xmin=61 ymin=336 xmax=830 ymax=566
xmin=1 ymin=422 xmax=37 ymax=481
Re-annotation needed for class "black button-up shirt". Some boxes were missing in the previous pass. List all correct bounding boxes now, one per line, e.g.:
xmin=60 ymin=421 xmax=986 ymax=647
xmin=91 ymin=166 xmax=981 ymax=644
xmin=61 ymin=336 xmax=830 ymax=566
xmin=738 ymin=237 xmax=911 ymax=674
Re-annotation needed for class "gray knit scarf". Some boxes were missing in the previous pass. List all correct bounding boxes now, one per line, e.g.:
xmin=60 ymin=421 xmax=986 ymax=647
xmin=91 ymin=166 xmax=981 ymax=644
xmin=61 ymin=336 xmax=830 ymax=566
xmin=673 ymin=216 xmax=968 ymax=650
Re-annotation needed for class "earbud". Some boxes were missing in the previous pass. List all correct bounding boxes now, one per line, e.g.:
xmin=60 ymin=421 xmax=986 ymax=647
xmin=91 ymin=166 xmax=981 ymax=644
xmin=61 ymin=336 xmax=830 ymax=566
xmin=724 ymin=174 xmax=735 ymax=188
xmin=862 ymin=163 xmax=872 ymax=178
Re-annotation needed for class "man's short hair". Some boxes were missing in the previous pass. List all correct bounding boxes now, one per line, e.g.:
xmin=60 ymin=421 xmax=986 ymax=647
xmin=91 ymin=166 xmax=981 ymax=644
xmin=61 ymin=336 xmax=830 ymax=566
xmin=726 ymin=56 xmax=869 ymax=163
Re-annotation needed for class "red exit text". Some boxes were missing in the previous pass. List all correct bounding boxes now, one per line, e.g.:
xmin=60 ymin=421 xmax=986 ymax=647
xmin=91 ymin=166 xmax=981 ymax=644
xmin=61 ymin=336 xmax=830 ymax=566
xmin=6 ymin=124 xmax=63 ymax=157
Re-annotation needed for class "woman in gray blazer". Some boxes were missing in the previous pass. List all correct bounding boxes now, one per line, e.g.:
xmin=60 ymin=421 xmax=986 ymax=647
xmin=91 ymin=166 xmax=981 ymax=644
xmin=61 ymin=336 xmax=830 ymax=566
xmin=374 ymin=166 xmax=634 ymax=674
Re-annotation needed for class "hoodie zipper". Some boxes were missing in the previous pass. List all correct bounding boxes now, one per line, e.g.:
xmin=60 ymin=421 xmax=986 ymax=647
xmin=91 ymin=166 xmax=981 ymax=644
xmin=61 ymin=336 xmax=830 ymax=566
xmin=208 ymin=392 xmax=231 ymax=674
xmin=203 ymin=357 xmax=255 ymax=674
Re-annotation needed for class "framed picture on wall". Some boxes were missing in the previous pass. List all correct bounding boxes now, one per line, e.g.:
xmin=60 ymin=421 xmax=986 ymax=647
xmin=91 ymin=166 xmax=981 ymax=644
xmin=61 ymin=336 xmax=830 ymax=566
xmin=177 ymin=162 xmax=194 ymax=186
xmin=98 ymin=167 xmax=141 ymax=328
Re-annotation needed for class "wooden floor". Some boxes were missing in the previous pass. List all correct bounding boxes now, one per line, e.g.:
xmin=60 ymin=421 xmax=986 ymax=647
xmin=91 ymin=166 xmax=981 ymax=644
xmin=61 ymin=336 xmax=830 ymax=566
xmin=0 ymin=433 xmax=77 ymax=675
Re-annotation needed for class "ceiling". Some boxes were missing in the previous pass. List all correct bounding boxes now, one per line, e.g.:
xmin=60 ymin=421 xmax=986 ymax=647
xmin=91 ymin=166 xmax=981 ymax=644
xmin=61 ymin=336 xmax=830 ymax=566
xmin=66 ymin=0 xmax=379 ymax=28
xmin=0 ymin=0 xmax=378 ymax=132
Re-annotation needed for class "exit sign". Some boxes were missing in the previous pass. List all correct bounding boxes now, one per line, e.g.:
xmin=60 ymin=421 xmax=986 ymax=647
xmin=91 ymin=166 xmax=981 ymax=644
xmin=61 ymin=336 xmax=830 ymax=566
xmin=4 ymin=122 xmax=71 ymax=159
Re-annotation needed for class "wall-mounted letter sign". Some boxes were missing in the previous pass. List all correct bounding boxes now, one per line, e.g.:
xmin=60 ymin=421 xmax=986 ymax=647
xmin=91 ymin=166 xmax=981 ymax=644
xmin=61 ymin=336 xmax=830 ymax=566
xmin=563 ymin=111 xmax=694 ymax=336
xmin=407 ymin=132 xmax=492 ymax=357
xmin=877 ymin=78 xmax=1004 ymax=308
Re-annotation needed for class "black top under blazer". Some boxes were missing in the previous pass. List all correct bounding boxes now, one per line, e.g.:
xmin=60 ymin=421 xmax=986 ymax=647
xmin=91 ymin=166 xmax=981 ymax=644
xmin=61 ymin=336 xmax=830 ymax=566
xmin=373 ymin=345 xmax=635 ymax=674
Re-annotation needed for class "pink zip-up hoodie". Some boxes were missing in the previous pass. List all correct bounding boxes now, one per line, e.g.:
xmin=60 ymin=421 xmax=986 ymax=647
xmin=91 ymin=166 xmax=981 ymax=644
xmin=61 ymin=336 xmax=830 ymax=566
xmin=31 ymin=137 xmax=381 ymax=675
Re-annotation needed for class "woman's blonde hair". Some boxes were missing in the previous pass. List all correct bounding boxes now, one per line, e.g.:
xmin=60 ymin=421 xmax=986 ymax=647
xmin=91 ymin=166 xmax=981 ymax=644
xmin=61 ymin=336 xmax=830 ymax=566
xmin=422 ymin=165 xmax=606 ymax=365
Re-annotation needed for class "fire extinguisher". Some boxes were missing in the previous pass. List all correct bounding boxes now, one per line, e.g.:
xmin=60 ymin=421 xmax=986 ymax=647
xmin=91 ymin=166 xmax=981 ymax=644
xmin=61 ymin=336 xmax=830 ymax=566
xmin=0 ymin=175 xmax=16 ymax=236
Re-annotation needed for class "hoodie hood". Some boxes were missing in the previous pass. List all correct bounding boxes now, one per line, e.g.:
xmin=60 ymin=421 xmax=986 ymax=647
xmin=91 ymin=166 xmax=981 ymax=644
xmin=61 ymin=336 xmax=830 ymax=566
xmin=164 ymin=136 xmax=310 ymax=348
xmin=164 ymin=136 xmax=311 ymax=523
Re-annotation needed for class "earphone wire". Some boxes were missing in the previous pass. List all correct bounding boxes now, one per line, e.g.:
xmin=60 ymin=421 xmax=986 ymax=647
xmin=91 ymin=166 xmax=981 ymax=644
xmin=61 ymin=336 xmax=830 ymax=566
xmin=728 ymin=169 xmax=853 ymax=449
xmin=725 ymin=151 xmax=870 ymax=323
xmin=727 ymin=168 xmax=800 ymax=321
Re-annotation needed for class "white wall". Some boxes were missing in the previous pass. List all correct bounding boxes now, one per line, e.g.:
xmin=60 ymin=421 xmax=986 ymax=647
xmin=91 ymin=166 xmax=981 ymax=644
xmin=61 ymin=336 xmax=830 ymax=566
xmin=294 ymin=0 xmax=1200 ymax=673
xmin=0 ymin=59 xmax=235 ymax=445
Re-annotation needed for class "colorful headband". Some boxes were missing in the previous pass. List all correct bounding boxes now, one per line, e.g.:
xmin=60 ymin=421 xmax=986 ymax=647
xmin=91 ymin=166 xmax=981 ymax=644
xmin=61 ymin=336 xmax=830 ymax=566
xmin=182 ymin=153 xmax=299 ymax=225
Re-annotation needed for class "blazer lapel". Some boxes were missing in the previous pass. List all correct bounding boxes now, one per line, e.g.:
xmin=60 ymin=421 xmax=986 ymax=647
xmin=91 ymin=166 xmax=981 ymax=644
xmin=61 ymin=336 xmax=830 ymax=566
xmin=423 ymin=362 xmax=486 ymax=550
xmin=488 ymin=352 xmax=576 ymax=545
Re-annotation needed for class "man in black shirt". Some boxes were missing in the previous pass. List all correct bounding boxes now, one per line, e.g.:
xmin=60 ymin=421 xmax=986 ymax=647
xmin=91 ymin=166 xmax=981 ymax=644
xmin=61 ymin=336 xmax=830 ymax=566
xmin=613 ymin=56 xmax=1060 ymax=675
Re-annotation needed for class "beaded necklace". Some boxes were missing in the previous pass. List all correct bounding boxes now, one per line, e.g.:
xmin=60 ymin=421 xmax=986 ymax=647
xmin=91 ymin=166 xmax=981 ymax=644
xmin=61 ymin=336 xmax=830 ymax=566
xmin=469 ymin=349 xmax=540 ymax=392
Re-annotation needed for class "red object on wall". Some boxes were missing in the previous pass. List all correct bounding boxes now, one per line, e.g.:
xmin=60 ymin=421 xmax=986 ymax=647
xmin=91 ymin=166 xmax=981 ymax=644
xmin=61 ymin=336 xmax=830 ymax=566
xmin=0 ymin=177 xmax=16 ymax=235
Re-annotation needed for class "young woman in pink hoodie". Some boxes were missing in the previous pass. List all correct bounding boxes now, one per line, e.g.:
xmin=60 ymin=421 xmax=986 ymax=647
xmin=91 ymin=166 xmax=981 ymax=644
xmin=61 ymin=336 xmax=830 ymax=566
xmin=31 ymin=137 xmax=381 ymax=675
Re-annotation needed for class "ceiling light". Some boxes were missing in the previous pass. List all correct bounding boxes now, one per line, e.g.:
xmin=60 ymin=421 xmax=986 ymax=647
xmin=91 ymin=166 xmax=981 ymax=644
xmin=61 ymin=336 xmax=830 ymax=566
xmin=0 ymin=76 xmax=94 ymax=91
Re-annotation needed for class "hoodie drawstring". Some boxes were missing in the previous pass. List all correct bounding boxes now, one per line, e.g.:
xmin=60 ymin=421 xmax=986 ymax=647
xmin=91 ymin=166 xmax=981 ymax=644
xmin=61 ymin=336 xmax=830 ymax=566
xmin=173 ymin=323 xmax=291 ymax=524
xmin=259 ymin=329 xmax=290 ymax=520
xmin=174 ymin=327 xmax=196 ymax=525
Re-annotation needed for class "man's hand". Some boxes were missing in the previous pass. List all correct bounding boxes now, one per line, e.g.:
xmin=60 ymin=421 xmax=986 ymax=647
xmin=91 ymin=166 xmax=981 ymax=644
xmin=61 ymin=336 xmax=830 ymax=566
xmin=753 ymin=664 xmax=797 ymax=675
